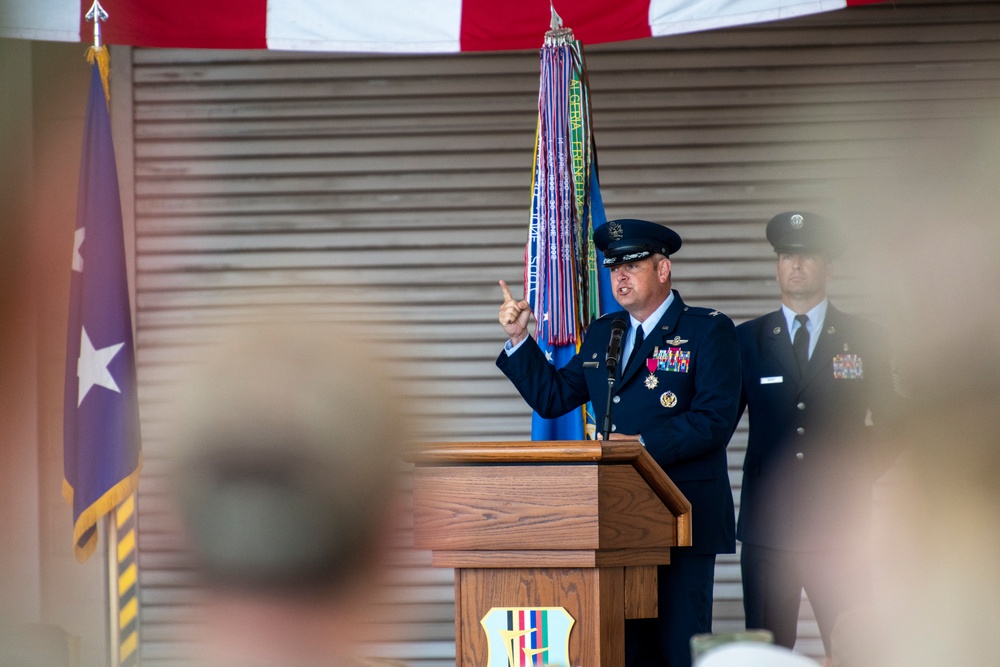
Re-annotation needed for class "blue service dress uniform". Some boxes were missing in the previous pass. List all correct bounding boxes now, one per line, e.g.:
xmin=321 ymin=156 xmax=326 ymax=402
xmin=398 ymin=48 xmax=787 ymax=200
xmin=735 ymin=304 xmax=898 ymax=652
xmin=497 ymin=290 xmax=742 ymax=667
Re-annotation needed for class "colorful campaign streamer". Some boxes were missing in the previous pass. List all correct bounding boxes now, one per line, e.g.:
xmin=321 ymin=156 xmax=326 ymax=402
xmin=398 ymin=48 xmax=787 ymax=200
xmin=526 ymin=20 xmax=614 ymax=440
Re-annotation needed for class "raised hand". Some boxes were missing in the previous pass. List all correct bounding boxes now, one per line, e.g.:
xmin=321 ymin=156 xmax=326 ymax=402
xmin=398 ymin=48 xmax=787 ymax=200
xmin=498 ymin=280 xmax=531 ymax=346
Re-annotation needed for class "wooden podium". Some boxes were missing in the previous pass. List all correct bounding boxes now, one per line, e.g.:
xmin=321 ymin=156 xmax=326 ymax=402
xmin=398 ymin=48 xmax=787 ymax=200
xmin=411 ymin=440 xmax=691 ymax=667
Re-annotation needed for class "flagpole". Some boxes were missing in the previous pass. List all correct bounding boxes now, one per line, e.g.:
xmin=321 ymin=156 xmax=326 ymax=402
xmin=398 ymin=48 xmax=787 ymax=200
xmin=88 ymin=1 xmax=124 ymax=656
xmin=107 ymin=515 xmax=122 ymax=667
xmin=93 ymin=0 xmax=125 ymax=651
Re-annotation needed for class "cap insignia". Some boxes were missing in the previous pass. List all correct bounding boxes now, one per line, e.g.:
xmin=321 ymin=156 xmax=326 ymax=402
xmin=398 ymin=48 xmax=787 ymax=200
xmin=609 ymin=220 xmax=624 ymax=241
xmin=790 ymin=214 xmax=804 ymax=229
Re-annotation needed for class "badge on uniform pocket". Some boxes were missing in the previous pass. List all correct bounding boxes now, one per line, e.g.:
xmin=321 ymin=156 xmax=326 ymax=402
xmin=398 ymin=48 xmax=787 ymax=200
xmin=833 ymin=354 xmax=863 ymax=379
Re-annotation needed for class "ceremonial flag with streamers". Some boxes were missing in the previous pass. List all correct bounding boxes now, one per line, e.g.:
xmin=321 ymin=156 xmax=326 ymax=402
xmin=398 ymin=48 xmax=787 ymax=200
xmin=63 ymin=58 xmax=142 ymax=564
xmin=526 ymin=23 xmax=615 ymax=441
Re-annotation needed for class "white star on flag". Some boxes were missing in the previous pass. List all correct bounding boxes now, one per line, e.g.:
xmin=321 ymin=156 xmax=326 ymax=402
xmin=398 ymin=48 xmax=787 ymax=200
xmin=545 ymin=350 xmax=554 ymax=362
xmin=77 ymin=326 xmax=125 ymax=406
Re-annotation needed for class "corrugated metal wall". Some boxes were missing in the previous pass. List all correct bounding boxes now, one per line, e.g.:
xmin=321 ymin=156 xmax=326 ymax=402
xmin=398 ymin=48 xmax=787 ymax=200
xmin=121 ymin=1 xmax=1000 ymax=664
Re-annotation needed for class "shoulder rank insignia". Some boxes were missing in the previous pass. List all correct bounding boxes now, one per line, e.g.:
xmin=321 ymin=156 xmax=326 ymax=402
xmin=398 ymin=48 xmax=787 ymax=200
xmin=709 ymin=310 xmax=720 ymax=316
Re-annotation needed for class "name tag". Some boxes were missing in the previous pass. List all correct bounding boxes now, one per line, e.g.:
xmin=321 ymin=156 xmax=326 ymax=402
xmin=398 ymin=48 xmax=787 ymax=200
xmin=583 ymin=361 xmax=600 ymax=368
xmin=760 ymin=376 xmax=783 ymax=385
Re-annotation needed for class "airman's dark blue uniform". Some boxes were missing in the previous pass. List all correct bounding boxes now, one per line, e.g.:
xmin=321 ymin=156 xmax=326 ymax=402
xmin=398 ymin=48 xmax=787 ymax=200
xmin=498 ymin=289 xmax=741 ymax=667
xmin=735 ymin=212 xmax=899 ymax=654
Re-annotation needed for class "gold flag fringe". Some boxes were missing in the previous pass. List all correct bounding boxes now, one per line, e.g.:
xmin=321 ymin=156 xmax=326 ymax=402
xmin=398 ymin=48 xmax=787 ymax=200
xmin=85 ymin=46 xmax=111 ymax=104
xmin=64 ymin=453 xmax=143 ymax=562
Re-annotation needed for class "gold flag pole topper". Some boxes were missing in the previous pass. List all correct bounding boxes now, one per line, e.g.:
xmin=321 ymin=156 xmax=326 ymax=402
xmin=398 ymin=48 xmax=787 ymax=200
xmin=85 ymin=0 xmax=111 ymax=101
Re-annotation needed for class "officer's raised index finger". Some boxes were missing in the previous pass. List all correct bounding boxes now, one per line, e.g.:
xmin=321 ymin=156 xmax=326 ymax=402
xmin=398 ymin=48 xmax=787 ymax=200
xmin=499 ymin=280 xmax=515 ymax=301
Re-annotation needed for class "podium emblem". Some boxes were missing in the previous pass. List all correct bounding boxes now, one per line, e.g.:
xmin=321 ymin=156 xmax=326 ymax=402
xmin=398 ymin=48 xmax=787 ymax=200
xmin=481 ymin=606 xmax=575 ymax=666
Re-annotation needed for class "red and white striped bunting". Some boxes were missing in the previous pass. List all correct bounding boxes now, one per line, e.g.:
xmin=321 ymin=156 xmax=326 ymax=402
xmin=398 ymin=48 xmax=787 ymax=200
xmin=5 ymin=0 xmax=886 ymax=53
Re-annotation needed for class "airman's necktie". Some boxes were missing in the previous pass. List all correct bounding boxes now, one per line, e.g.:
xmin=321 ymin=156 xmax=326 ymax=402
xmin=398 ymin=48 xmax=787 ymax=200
xmin=793 ymin=314 xmax=810 ymax=373
xmin=625 ymin=325 xmax=645 ymax=374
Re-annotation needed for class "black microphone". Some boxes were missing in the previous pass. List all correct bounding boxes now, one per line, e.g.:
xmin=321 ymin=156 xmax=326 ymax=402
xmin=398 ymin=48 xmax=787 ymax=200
xmin=605 ymin=319 xmax=627 ymax=376
xmin=602 ymin=318 xmax=627 ymax=440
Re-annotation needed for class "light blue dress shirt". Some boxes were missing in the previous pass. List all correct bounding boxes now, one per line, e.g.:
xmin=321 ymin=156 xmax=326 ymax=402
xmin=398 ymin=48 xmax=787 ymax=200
xmin=781 ymin=299 xmax=828 ymax=360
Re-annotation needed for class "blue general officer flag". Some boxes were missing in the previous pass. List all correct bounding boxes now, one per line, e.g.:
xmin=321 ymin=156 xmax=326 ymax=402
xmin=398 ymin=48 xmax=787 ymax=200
xmin=63 ymin=62 xmax=142 ymax=562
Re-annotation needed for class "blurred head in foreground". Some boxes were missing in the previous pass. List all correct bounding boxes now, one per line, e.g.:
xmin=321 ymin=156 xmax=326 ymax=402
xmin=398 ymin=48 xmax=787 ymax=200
xmin=167 ymin=320 xmax=409 ymax=667
xmin=829 ymin=118 xmax=1000 ymax=667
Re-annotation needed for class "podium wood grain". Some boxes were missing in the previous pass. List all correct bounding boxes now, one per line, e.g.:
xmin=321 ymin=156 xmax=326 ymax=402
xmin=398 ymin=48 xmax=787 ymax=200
xmin=413 ymin=464 xmax=676 ymax=552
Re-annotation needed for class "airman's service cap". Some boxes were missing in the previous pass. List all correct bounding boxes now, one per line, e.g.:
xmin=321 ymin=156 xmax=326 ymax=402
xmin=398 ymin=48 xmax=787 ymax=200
xmin=765 ymin=211 xmax=843 ymax=257
xmin=593 ymin=218 xmax=682 ymax=267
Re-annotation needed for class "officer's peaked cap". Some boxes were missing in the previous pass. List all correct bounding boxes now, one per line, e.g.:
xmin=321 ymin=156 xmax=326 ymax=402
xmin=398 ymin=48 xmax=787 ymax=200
xmin=765 ymin=211 xmax=844 ymax=258
xmin=593 ymin=218 xmax=682 ymax=267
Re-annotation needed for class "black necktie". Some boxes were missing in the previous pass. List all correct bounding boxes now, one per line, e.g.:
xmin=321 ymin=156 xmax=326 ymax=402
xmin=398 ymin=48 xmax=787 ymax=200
xmin=793 ymin=314 xmax=810 ymax=373
xmin=625 ymin=325 xmax=645 ymax=373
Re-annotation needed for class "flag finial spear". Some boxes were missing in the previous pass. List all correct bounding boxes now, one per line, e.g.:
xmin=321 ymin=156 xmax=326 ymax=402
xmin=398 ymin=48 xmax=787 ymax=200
xmin=545 ymin=3 xmax=573 ymax=46
xmin=84 ymin=0 xmax=111 ymax=103
xmin=550 ymin=3 xmax=562 ymax=31
xmin=85 ymin=0 xmax=109 ymax=51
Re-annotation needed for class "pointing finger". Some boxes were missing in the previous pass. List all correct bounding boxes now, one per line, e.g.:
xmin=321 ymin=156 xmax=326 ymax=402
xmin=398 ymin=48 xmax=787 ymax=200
xmin=499 ymin=279 xmax=515 ymax=302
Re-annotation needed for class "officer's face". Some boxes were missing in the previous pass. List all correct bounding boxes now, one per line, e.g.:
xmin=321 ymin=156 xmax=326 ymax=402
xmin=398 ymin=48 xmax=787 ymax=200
xmin=609 ymin=255 xmax=672 ymax=320
xmin=776 ymin=252 xmax=830 ymax=303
